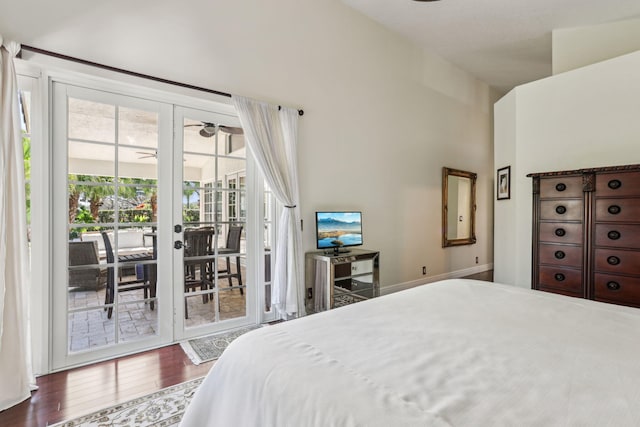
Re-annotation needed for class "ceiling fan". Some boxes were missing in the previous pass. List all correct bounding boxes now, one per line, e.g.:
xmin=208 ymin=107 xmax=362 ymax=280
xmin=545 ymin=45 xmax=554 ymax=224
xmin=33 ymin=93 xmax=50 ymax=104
xmin=136 ymin=150 xmax=157 ymax=159
xmin=184 ymin=122 xmax=244 ymax=138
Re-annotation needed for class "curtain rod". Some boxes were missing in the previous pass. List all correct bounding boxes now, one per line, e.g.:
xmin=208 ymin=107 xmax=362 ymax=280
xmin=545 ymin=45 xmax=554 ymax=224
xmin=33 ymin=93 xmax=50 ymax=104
xmin=19 ymin=44 xmax=304 ymax=116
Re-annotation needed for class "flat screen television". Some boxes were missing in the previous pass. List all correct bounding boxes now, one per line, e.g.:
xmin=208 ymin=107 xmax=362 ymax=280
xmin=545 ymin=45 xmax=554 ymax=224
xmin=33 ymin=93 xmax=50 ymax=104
xmin=315 ymin=211 xmax=363 ymax=255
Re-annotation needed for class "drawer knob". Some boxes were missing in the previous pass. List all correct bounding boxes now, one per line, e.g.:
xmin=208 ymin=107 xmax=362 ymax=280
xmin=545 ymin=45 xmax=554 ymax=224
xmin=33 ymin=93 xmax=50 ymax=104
xmin=608 ymin=205 xmax=621 ymax=215
xmin=554 ymin=273 xmax=565 ymax=281
xmin=607 ymin=230 xmax=621 ymax=240
xmin=554 ymin=228 xmax=566 ymax=237
xmin=555 ymin=183 xmax=567 ymax=192
xmin=607 ymin=256 xmax=621 ymax=266
xmin=555 ymin=205 xmax=567 ymax=215
xmin=554 ymin=251 xmax=566 ymax=259
xmin=608 ymin=179 xmax=622 ymax=190
xmin=606 ymin=281 xmax=621 ymax=291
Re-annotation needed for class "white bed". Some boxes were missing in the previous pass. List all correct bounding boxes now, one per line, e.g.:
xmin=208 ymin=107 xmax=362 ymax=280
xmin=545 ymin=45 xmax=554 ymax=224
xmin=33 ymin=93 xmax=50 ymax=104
xmin=180 ymin=279 xmax=640 ymax=426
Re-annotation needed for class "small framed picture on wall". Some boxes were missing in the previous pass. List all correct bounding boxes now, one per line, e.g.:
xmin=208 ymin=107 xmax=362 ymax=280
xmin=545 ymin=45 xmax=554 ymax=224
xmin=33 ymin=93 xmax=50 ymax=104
xmin=497 ymin=166 xmax=511 ymax=200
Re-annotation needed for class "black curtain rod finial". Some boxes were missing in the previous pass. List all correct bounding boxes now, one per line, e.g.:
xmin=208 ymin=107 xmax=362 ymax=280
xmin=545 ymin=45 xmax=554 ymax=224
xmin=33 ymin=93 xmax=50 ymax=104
xmin=278 ymin=105 xmax=304 ymax=116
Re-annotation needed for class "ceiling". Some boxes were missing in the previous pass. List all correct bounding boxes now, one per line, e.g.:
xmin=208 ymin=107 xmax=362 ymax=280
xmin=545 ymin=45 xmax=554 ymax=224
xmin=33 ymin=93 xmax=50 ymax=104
xmin=342 ymin=0 xmax=640 ymax=93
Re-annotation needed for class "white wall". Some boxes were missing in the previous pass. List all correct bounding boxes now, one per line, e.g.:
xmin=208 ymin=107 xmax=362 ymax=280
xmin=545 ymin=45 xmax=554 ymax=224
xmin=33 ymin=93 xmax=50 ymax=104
xmin=553 ymin=18 xmax=640 ymax=75
xmin=2 ymin=0 xmax=494 ymax=289
xmin=494 ymin=50 xmax=640 ymax=287
xmin=493 ymin=92 xmax=517 ymax=285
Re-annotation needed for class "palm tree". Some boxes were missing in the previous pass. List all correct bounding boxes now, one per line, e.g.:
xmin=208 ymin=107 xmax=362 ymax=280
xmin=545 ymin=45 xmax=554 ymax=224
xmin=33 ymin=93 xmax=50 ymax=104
xmin=84 ymin=176 xmax=113 ymax=221
xmin=89 ymin=189 xmax=107 ymax=220
xmin=68 ymin=175 xmax=114 ymax=223
xmin=68 ymin=174 xmax=91 ymax=223
xmin=184 ymin=181 xmax=199 ymax=209
xmin=121 ymin=177 xmax=158 ymax=222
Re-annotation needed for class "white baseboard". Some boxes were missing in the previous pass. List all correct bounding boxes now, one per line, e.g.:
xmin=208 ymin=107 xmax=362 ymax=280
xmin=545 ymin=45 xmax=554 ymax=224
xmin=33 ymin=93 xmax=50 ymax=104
xmin=380 ymin=263 xmax=494 ymax=296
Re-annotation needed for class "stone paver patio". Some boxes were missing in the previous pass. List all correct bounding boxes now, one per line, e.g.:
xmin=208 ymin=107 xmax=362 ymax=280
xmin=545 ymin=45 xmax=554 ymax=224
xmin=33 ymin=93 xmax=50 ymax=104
xmin=68 ymin=275 xmax=246 ymax=352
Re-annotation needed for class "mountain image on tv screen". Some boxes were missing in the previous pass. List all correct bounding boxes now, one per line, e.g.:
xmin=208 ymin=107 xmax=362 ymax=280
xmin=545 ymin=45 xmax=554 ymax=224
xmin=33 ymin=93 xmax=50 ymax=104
xmin=316 ymin=212 xmax=363 ymax=248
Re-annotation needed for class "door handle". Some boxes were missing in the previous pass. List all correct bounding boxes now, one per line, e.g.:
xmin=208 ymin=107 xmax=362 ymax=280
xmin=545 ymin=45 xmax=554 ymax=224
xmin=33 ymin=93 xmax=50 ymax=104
xmin=174 ymin=240 xmax=183 ymax=249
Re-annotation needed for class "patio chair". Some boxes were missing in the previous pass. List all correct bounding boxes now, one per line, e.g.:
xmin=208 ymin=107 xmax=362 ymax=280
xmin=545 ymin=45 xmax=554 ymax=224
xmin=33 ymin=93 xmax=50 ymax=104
xmin=102 ymin=231 xmax=153 ymax=319
xmin=217 ymin=225 xmax=244 ymax=295
xmin=184 ymin=227 xmax=215 ymax=318
xmin=68 ymin=241 xmax=106 ymax=290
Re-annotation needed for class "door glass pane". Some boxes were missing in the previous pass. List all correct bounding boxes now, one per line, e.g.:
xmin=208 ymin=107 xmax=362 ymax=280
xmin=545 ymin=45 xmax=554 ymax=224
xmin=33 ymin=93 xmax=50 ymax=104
xmin=68 ymin=98 xmax=115 ymax=143
xmin=182 ymin=181 xmax=201 ymax=228
xmin=69 ymin=141 xmax=115 ymax=178
xmin=181 ymin=117 xmax=247 ymax=328
xmin=118 ymin=107 xmax=159 ymax=149
xmin=66 ymin=95 xmax=159 ymax=354
xmin=218 ymin=156 xmax=245 ymax=181
xmin=67 ymin=220 xmax=112 ymax=353
xmin=118 ymin=302 xmax=158 ymax=342
xmin=219 ymin=287 xmax=246 ymax=320
xmin=119 ymin=146 xmax=158 ymax=183
xmin=68 ymin=308 xmax=115 ymax=352
xmin=184 ymin=119 xmax=215 ymax=155
xmin=19 ymin=91 xmax=32 ymax=240
xmin=264 ymin=186 xmax=274 ymax=312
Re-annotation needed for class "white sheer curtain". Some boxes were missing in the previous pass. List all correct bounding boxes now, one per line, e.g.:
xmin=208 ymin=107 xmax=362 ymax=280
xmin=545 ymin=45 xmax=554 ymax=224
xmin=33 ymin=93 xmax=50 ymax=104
xmin=0 ymin=37 xmax=35 ymax=410
xmin=232 ymin=96 xmax=305 ymax=318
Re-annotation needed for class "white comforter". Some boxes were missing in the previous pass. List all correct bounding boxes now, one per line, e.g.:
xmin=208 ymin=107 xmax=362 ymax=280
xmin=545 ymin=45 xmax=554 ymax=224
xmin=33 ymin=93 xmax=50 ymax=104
xmin=180 ymin=279 xmax=640 ymax=427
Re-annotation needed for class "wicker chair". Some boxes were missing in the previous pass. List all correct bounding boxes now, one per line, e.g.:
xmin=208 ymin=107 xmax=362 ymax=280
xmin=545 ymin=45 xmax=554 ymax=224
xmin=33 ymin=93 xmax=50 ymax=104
xmin=68 ymin=241 xmax=106 ymax=290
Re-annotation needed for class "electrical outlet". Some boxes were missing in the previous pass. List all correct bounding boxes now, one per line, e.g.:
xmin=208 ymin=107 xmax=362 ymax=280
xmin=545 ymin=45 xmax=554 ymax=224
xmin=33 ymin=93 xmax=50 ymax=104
xmin=422 ymin=266 xmax=427 ymax=275
xmin=475 ymin=256 xmax=479 ymax=264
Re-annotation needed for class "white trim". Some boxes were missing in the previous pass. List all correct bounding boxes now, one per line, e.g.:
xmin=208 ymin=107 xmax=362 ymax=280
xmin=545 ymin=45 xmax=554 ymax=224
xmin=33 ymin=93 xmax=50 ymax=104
xmin=380 ymin=263 xmax=494 ymax=296
xmin=16 ymin=72 xmax=48 ymax=375
xmin=15 ymin=59 xmax=42 ymax=78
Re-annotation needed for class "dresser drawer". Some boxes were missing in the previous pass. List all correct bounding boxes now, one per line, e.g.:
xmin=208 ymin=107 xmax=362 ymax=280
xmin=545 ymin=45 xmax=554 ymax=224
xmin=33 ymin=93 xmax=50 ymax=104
xmin=594 ymin=198 xmax=640 ymax=223
xmin=593 ymin=273 xmax=640 ymax=308
xmin=537 ymin=285 xmax=582 ymax=299
xmin=594 ymin=223 xmax=640 ymax=249
xmin=540 ymin=200 xmax=583 ymax=221
xmin=539 ymin=222 xmax=583 ymax=244
xmin=594 ymin=248 xmax=640 ymax=275
xmin=596 ymin=172 xmax=640 ymax=197
xmin=539 ymin=244 xmax=582 ymax=268
xmin=539 ymin=176 xmax=583 ymax=199
xmin=538 ymin=266 xmax=583 ymax=294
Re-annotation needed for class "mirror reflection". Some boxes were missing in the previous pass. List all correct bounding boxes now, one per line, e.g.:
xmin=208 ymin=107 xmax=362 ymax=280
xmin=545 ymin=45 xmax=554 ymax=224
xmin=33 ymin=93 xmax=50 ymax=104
xmin=442 ymin=167 xmax=477 ymax=247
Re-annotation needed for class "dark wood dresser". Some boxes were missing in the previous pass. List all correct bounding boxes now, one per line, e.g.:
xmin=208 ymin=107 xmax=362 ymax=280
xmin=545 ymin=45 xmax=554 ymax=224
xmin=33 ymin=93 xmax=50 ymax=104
xmin=528 ymin=164 xmax=640 ymax=309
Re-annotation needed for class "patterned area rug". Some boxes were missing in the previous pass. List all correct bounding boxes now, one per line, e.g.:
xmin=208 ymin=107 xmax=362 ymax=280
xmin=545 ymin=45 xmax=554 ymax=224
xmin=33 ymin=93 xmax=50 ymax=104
xmin=51 ymin=377 xmax=204 ymax=427
xmin=180 ymin=325 xmax=262 ymax=365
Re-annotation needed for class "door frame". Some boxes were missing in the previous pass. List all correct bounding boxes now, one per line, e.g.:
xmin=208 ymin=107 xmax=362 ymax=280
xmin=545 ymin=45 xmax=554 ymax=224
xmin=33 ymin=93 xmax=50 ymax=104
xmin=42 ymin=65 xmax=264 ymax=372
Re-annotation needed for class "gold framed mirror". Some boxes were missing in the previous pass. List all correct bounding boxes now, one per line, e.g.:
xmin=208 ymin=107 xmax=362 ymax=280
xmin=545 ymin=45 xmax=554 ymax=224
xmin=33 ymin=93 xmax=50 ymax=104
xmin=442 ymin=167 xmax=477 ymax=247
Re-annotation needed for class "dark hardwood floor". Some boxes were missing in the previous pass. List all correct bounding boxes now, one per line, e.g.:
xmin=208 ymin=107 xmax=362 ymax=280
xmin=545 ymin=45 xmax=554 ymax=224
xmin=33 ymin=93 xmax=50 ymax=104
xmin=462 ymin=269 xmax=494 ymax=282
xmin=0 ymin=344 xmax=214 ymax=427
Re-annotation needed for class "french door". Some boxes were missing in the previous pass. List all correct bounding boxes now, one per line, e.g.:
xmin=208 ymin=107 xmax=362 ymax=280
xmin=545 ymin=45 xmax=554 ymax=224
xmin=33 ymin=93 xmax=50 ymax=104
xmin=51 ymin=82 xmax=262 ymax=369
xmin=172 ymin=106 xmax=257 ymax=340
